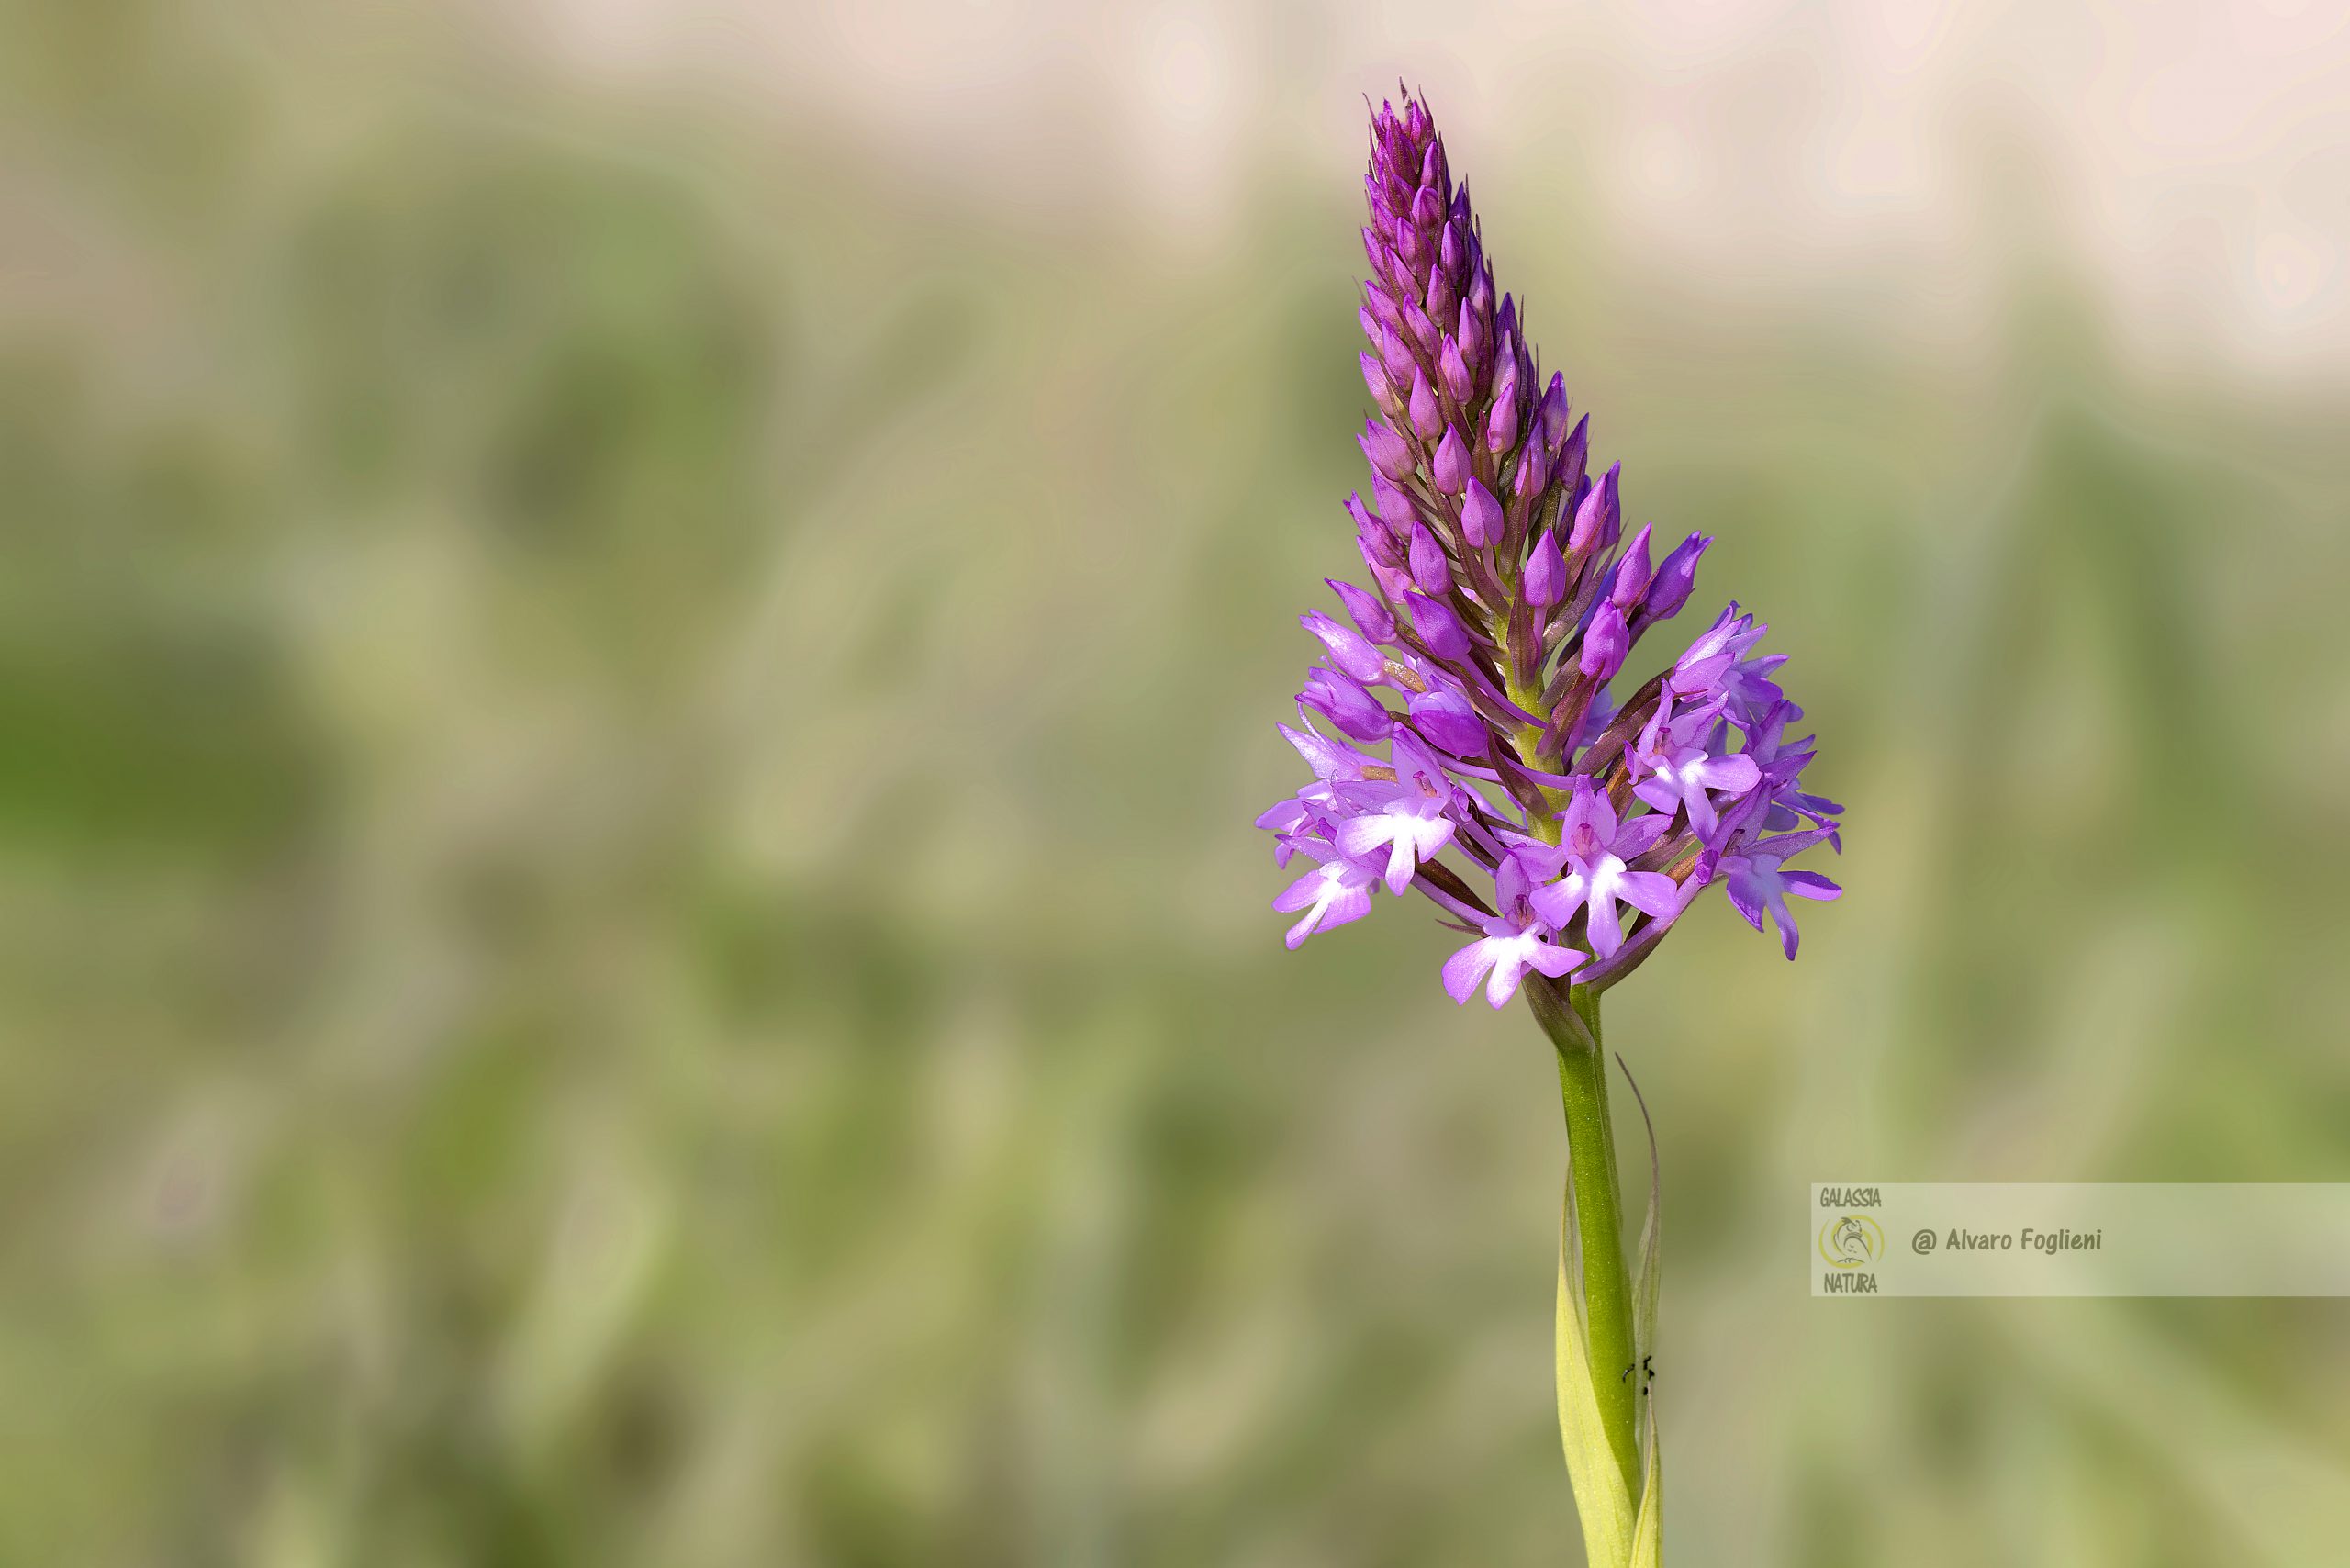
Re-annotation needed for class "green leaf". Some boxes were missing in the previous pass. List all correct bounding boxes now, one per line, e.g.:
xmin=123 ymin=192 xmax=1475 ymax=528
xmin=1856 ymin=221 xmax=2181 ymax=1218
xmin=1629 ymin=1433 xmax=1662 ymax=1567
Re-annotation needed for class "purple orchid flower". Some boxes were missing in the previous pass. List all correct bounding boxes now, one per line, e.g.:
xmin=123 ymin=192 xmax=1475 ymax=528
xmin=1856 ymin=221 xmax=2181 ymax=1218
xmin=1629 ymin=698 xmax=1761 ymax=841
xmin=1333 ymin=731 xmax=1460 ymax=893
xmin=1271 ymin=840 xmax=1383 ymax=949
xmin=1442 ymin=858 xmax=1587 ymax=1007
xmin=1524 ymin=781 xmax=1684 ymax=958
xmin=1714 ymin=825 xmax=1843 ymax=958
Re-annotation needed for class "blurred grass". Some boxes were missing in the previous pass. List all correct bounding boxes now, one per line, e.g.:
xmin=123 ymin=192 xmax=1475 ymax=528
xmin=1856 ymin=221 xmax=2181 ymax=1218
xmin=5 ymin=4 xmax=2350 ymax=1564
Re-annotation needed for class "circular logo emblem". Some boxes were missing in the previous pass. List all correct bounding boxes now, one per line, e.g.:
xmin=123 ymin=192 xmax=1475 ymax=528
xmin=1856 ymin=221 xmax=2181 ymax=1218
xmin=1818 ymin=1215 xmax=1885 ymax=1269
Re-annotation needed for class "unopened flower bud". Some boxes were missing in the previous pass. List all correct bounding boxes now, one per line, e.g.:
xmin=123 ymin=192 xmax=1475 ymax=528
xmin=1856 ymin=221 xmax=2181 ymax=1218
xmin=1461 ymin=478 xmax=1503 ymax=547
xmin=1569 ymin=461 xmax=1620 ymax=554
xmin=1524 ymin=530 xmax=1566 ymax=609
xmin=1424 ymin=269 xmax=1456 ymax=332
xmin=1438 ymin=336 xmax=1472 ymax=402
xmin=1647 ymin=532 xmax=1712 ymax=621
xmin=1611 ymin=523 xmax=1654 ymax=609
xmin=1409 ymin=688 xmax=1485 ymax=755
xmin=1360 ymin=353 xmax=1398 ymax=414
xmin=1302 ymin=667 xmax=1393 ymax=741
xmin=1408 ymin=368 xmax=1443 ymax=440
xmin=1326 ymin=577 xmax=1395 ymax=644
xmin=1555 ymin=413 xmax=1589 ymax=498
xmin=1396 ymin=219 xmax=1427 ymax=272
xmin=1433 ymin=426 xmax=1470 ymax=493
xmin=1486 ymin=364 xmax=1520 ymax=453
xmin=1447 ymin=298 xmax=1484 ymax=378
xmin=1580 ymin=601 xmax=1630 ymax=679
xmin=1301 ymin=610 xmax=1388 ymax=683
xmin=1361 ymin=419 xmax=1415 ymax=482
xmin=1378 ymin=324 xmax=1415 ymax=383
xmin=1514 ymin=438 xmax=1550 ymax=502
xmin=1405 ymin=591 xmax=1472 ymax=661
xmin=1538 ymin=373 xmax=1571 ymax=452
xmin=1408 ymin=521 xmax=1449 ymax=594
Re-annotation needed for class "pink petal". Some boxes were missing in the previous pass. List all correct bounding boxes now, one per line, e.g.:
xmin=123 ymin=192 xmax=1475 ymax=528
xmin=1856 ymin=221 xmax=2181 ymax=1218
xmin=1614 ymin=869 xmax=1682 ymax=920
xmin=1383 ymin=836 xmax=1416 ymax=895
xmin=1271 ymin=868 xmax=1328 ymax=913
xmin=1781 ymin=869 xmax=1841 ymax=902
xmin=1528 ymin=940 xmax=1587 ymax=979
xmin=1484 ymin=947 xmax=1530 ymax=1008
xmin=1442 ymin=939 xmax=1497 ymax=1004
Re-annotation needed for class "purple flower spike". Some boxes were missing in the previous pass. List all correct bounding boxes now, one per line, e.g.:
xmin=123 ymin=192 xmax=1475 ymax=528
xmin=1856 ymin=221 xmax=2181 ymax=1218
xmin=1257 ymin=85 xmax=1841 ymax=999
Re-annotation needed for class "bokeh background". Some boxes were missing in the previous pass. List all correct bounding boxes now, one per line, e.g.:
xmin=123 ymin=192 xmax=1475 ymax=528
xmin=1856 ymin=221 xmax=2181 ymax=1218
xmin=6 ymin=1 xmax=2350 ymax=1562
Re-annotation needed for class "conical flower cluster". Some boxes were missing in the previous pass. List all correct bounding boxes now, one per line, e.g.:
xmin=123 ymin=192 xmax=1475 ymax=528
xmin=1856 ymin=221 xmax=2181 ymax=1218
xmin=1259 ymin=89 xmax=1842 ymax=1004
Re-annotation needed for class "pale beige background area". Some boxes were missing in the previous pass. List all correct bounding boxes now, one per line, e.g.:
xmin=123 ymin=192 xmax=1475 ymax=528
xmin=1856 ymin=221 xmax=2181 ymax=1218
xmin=4 ymin=2 xmax=2348 ymax=1563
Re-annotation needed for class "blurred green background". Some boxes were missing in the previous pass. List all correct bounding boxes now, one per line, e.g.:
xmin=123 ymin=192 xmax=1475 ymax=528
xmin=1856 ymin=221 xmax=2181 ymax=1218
xmin=5 ymin=2 xmax=2350 ymax=1562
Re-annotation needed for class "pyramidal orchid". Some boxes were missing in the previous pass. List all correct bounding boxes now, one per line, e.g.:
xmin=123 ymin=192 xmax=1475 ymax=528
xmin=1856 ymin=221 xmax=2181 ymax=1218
xmin=1255 ymin=88 xmax=1844 ymax=1565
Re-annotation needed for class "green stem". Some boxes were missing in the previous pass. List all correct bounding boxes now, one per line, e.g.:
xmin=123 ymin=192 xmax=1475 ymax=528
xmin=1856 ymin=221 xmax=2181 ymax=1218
xmin=1528 ymin=976 xmax=1640 ymax=1501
